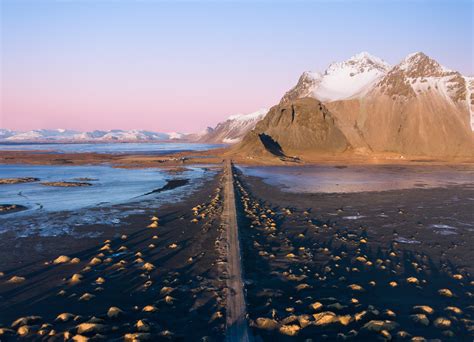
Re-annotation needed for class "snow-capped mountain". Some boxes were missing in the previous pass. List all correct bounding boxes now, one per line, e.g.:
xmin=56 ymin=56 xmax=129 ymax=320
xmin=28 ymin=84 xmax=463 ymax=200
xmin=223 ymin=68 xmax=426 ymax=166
xmin=3 ymin=129 xmax=80 ymax=141
xmin=234 ymin=52 xmax=473 ymax=159
xmin=376 ymin=52 xmax=467 ymax=102
xmin=281 ymin=52 xmax=390 ymax=103
xmin=198 ymin=108 xmax=268 ymax=144
xmin=0 ymin=129 xmax=186 ymax=142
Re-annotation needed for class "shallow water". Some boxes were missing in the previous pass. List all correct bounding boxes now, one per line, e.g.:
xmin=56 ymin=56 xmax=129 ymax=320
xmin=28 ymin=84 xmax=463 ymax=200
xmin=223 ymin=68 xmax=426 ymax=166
xmin=0 ymin=142 xmax=223 ymax=154
xmin=0 ymin=164 xmax=216 ymax=236
xmin=239 ymin=164 xmax=474 ymax=193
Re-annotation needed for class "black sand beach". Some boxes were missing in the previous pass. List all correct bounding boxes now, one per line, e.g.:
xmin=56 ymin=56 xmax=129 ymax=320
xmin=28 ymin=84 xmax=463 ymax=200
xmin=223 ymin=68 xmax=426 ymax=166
xmin=0 ymin=165 xmax=473 ymax=340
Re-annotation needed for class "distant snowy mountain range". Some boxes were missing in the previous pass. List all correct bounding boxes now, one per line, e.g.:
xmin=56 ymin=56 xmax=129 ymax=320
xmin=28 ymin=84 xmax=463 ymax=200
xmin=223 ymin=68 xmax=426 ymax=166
xmin=0 ymin=129 xmax=186 ymax=142
xmin=197 ymin=109 xmax=268 ymax=144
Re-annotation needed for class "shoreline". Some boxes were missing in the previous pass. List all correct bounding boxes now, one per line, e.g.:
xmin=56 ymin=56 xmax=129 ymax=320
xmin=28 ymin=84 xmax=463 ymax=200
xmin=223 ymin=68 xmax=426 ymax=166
xmin=1 ymin=149 xmax=474 ymax=169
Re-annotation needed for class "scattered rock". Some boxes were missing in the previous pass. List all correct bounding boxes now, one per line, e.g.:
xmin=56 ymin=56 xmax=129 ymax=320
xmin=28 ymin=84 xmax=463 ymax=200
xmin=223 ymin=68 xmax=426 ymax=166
xmin=56 ymin=313 xmax=74 ymax=322
xmin=11 ymin=316 xmax=42 ymax=328
xmin=438 ymin=288 xmax=454 ymax=297
xmin=7 ymin=276 xmax=25 ymax=284
xmin=433 ymin=317 xmax=451 ymax=329
xmin=76 ymin=323 xmax=109 ymax=335
xmin=124 ymin=332 xmax=151 ymax=341
xmin=361 ymin=320 xmax=399 ymax=332
xmin=107 ymin=307 xmax=124 ymax=319
xmin=411 ymin=314 xmax=430 ymax=326
xmin=279 ymin=324 xmax=300 ymax=336
xmin=53 ymin=255 xmax=71 ymax=264
xmin=70 ymin=274 xmax=83 ymax=284
xmin=78 ymin=293 xmax=95 ymax=301
xmin=254 ymin=317 xmax=279 ymax=331
xmin=142 ymin=305 xmax=158 ymax=313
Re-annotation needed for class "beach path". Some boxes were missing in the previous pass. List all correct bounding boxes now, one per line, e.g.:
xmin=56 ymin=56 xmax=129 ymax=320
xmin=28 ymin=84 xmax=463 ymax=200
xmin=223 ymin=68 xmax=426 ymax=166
xmin=223 ymin=160 xmax=252 ymax=342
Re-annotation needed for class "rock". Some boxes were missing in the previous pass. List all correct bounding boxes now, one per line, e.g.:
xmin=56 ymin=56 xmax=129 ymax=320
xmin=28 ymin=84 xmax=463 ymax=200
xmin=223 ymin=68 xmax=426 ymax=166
xmin=160 ymin=286 xmax=174 ymax=296
xmin=309 ymin=301 xmax=323 ymax=311
xmin=142 ymin=263 xmax=155 ymax=272
xmin=406 ymin=277 xmax=419 ymax=285
xmin=348 ymin=284 xmax=364 ymax=291
xmin=17 ymin=325 xmax=32 ymax=336
xmin=209 ymin=311 xmax=223 ymax=323
xmin=313 ymin=311 xmax=339 ymax=326
xmin=11 ymin=316 xmax=42 ymax=328
xmin=279 ymin=324 xmax=300 ymax=336
xmin=164 ymin=295 xmax=175 ymax=304
xmin=53 ymin=255 xmax=71 ymax=264
xmin=136 ymin=320 xmax=151 ymax=332
xmin=72 ymin=335 xmax=89 ymax=342
xmin=7 ymin=276 xmax=25 ymax=284
xmin=124 ymin=333 xmax=152 ymax=341
xmin=412 ymin=305 xmax=434 ymax=315
xmin=410 ymin=314 xmax=429 ymax=326
xmin=361 ymin=320 xmax=399 ymax=332
xmin=254 ymin=317 xmax=279 ymax=331
xmin=389 ymin=281 xmax=398 ymax=287
xmin=297 ymin=315 xmax=312 ymax=328
xmin=95 ymin=277 xmax=105 ymax=285
xmin=438 ymin=288 xmax=454 ymax=297
xmin=76 ymin=323 xmax=109 ymax=335
xmin=433 ymin=317 xmax=451 ymax=329
xmin=70 ymin=274 xmax=83 ymax=284
xmin=444 ymin=306 xmax=462 ymax=315
xmin=142 ymin=305 xmax=158 ymax=313
xmin=295 ymin=283 xmax=311 ymax=291
xmin=70 ymin=257 xmax=81 ymax=264
xmin=89 ymin=257 xmax=102 ymax=266
xmin=396 ymin=331 xmax=411 ymax=339
xmin=78 ymin=293 xmax=95 ymax=301
xmin=56 ymin=313 xmax=75 ymax=322
xmin=107 ymin=307 xmax=124 ymax=319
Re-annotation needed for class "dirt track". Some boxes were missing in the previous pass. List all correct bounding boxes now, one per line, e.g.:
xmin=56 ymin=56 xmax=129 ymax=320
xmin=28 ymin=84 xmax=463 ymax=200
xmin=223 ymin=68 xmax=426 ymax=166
xmin=223 ymin=161 xmax=251 ymax=342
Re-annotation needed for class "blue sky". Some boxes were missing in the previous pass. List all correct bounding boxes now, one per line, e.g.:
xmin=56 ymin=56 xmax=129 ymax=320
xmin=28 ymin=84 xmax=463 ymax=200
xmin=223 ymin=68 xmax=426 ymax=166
xmin=1 ymin=0 xmax=473 ymax=131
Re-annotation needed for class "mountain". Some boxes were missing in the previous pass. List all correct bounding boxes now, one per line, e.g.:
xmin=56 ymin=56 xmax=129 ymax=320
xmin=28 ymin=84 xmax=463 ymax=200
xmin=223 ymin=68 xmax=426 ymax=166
xmin=281 ymin=52 xmax=390 ymax=103
xmin=0 ymin=129 xmax=186 ymax=142
xmin=232 ymin=98 xmax=348 ymax=160
xmin=234 ymin=52 xmax=474 ymax=160
xmin=198 ymin=108 xmax=268 ymax=144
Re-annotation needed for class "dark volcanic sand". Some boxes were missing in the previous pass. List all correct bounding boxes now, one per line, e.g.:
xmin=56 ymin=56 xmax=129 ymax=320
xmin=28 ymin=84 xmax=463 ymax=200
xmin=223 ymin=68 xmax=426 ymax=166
xmin=234 ymin=171 xmax=474 ymax=341
xmin=0 ymin=173 xmax=227 ymax=341
xmin=1 ymin=165 xmax=473 ymax=341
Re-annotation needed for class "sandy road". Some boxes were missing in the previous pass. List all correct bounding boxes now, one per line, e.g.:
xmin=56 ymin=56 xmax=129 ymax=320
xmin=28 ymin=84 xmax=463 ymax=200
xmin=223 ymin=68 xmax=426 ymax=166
xmin=222 ymin=160 xmax=252 ymax=342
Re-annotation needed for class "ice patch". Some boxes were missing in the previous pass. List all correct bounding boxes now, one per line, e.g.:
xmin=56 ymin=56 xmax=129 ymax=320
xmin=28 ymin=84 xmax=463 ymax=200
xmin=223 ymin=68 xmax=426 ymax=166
xmin=343 ymin=215 xmax=365 ymax=220
xmin=394 ymin=237 xmax=421 ymax=244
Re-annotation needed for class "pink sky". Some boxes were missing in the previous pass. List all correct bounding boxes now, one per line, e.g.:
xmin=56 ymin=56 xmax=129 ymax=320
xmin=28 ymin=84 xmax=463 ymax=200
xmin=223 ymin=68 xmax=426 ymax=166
xmin=1 ymin=1 xmax=472 ymax=133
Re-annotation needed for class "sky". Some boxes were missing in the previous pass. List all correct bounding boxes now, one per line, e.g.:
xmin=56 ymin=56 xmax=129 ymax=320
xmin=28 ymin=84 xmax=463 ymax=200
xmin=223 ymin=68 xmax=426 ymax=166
xmin=1 ymin=0 xmax=473 ymax=133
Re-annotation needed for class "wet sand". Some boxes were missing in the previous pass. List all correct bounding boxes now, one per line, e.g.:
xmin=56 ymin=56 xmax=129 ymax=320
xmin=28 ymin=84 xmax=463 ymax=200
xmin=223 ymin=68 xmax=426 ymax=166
xmin=2 ymin=149 xmax=474 ymax=170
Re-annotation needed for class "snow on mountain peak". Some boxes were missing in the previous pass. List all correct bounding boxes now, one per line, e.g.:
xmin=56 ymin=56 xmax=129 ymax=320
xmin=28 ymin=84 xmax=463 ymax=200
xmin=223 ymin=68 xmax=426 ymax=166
xmin=228 ymin=108 xmax=268 ymax=122
xmin=397 ymin=51 xmax=453 ymax=76
xmin=376 ymin=52 xmax=466 ymax=103
xmin=281 ymin=52 xmax=392 ymax=103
